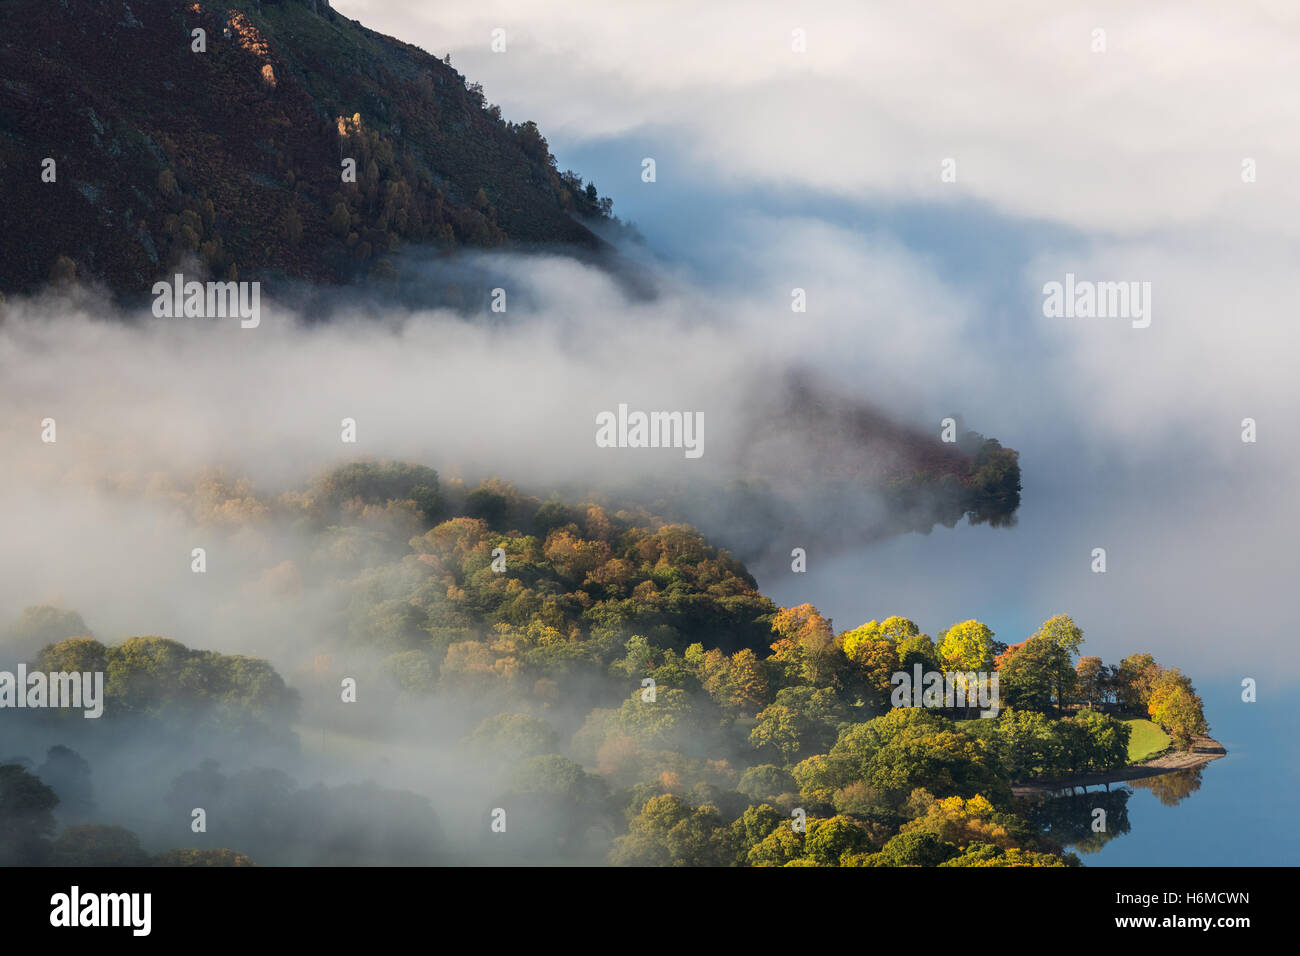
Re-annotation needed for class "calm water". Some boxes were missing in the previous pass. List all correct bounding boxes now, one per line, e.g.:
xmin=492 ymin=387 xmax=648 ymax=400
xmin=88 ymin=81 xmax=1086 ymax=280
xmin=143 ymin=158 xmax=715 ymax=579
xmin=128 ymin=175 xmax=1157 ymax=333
xmin=1065 ymin=683 xmax=1300 ymax=865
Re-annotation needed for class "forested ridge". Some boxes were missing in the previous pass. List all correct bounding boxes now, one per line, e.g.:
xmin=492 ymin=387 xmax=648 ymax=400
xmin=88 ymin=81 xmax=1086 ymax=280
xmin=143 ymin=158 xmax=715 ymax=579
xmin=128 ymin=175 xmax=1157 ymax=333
xmin=0 ymin=0 xmax=619 ymax=297
xmin=0 ymin=461 xmax=1210 ymax=866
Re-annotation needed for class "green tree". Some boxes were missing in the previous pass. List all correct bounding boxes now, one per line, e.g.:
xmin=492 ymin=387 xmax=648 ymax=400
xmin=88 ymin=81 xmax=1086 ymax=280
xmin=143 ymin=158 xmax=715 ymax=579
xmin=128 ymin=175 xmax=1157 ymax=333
xmin=1 ymin=605 xmax=92 ymax=664
xmin=896 ymin=632 xmax=940 ymax=671
xmin=805 ymin=815 xmax=869 ymax=865
xmin=1000 ymin=636 xmax=1074 ymax=714
xmin=0 ymin=764 xmax=59 ymax=865
xmin=745 ymin=823 xmax=804 ymax=867
xmin=737 ymin=765 xmax=796 ymax=802
xmin=466 ymin=487 xmax=509 ymax=529
xmin=328 ymin=202 xmax=352 ymax=237
xmin=37 ymin=746 xmax=95 ymax=819
xmin=465 ymin=713 xmax=559 ymax=764
xmin=613 ymin=688 xmax=707 ymax=750
xmin=610 ymin=794 xmax=737 ymax=866
xmin=1061 ymin=710 xmax=1130 ymax=771
xmin=731 ymin=803 xmax=784 ymax=851
xmin=1036 ymin=614 xmax=1084 ymax=657
xmin=1117 ymin=653 xmax=1161 ymax=712
xmin=866 ymin=729 xmax=1006 ymax=802
xmin=1075 ymin=656 xmax=1107 ymax=709
xmin=791 ymin=754 xmax=842 ymax=810
xmin=938 ymin=619 xmax=997 ymax=673
xmin=749 ymin=687 xmax=845 ymax=764
xmin=875 ymin=829 xmax=955 ymax=866
xmin=997 ymin=708 xmax=1062 ymax=779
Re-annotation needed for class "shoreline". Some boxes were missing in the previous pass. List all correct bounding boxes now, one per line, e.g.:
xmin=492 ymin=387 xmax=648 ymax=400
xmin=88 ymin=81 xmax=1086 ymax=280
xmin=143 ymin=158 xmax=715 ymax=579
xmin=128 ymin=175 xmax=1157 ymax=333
xmin=1011 ymin=734 xmax=1227 ymax=797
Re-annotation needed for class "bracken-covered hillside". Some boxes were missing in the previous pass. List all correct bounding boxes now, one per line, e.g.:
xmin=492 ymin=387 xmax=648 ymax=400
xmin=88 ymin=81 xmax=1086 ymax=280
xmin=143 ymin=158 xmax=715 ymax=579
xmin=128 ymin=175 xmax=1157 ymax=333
xmin=0 ymin=0 xmax=614 ymax=296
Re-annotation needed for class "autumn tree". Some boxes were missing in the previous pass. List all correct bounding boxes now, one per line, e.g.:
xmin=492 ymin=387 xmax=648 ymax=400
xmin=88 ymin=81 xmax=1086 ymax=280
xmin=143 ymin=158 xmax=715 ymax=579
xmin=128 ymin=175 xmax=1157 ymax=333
xmin=938 ymin=619 xmax=996 ymax=673
xmin=53 ymin=825 xmax=152 ymax=867
xmin=842 ymin=637 xmax=897 ymax=713
xmin=723 ymin=648 xmax=769 ymax=715
xmin=769 ymin=604 xmax=841 ymax=687
xmin=897 ymin=794 xmax=1035 ymax=852
xmin=153 ymin=848 xmax=257 ymax=866
xmin=1147 ymin=668 xmax=1208 ymax=749
xmin=840 ymin=616 xmax=920 ymax=659
xmin=938 ymin=619 xmax=997 ymax=715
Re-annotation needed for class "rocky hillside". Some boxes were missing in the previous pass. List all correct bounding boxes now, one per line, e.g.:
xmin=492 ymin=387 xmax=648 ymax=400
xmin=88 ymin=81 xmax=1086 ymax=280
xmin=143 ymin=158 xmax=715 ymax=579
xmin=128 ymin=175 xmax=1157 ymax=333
xmin=0 ymin=0 xmax=614 ymax=297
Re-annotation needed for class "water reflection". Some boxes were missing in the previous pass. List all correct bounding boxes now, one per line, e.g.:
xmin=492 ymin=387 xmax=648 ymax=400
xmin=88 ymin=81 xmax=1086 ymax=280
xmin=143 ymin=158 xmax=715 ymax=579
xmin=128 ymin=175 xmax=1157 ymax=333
xmin=1020 ymin=767 xmax=1206 ymax=857
xmin=1020 ymin=789 xmax=1132 ymax=855
xmin=1128 ymin=767 xmax=1204 ymax=807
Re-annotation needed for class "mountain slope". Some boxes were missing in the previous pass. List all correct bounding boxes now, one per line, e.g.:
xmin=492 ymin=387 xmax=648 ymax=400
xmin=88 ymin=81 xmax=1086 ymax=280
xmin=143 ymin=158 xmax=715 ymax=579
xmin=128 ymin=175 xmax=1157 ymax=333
xmin=0 ymin=0 xmax=613 ymax=296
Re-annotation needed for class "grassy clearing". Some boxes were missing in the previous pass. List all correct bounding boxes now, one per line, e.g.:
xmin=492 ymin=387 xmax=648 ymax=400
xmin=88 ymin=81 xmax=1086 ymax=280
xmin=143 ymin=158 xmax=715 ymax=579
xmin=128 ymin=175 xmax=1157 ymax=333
xmin=1124 ymin=718 xmax=1171 ymax=763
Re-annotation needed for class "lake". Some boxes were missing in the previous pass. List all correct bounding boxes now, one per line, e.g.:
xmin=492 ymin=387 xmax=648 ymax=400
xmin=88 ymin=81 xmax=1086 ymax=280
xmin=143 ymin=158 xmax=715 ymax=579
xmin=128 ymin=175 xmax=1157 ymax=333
xmin=758 ymin=444 xmax=1297 ymax=866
